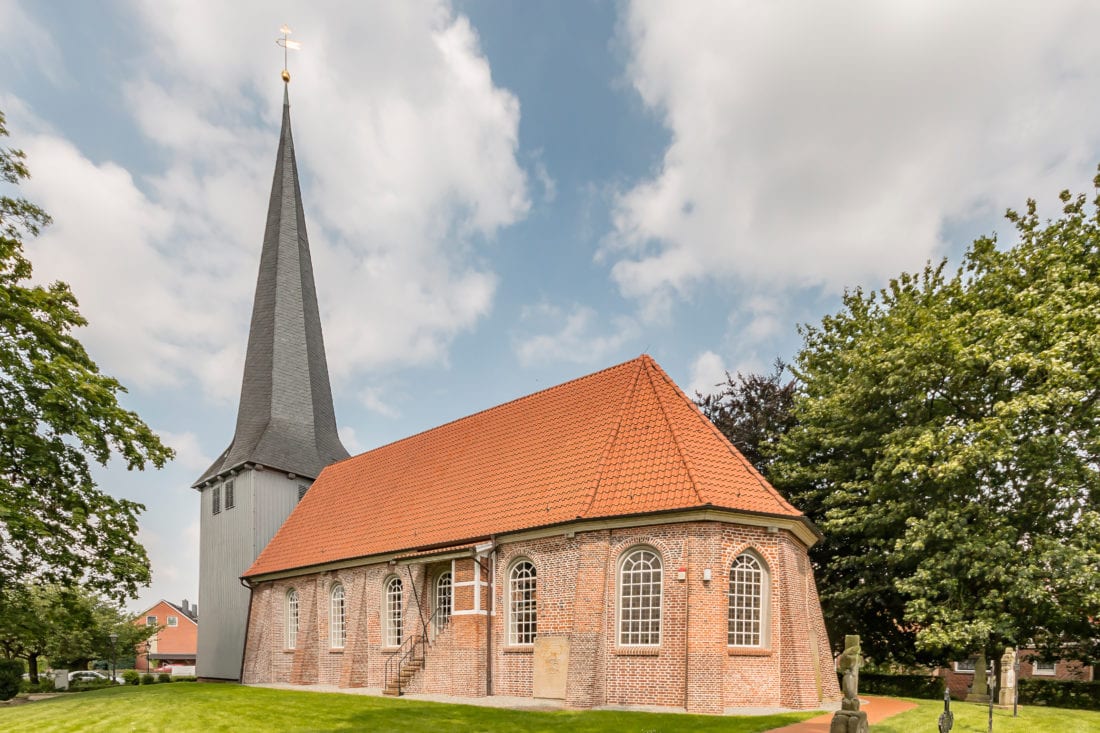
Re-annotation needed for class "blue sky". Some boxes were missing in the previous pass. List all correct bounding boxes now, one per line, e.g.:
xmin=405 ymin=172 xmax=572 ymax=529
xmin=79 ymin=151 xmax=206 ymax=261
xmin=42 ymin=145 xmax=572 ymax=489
xmin=3 ymin=0 xmax=1099 ymax=613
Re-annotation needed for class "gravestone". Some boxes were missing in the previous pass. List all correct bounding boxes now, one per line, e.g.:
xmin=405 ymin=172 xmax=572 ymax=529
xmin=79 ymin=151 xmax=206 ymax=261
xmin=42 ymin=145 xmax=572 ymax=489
xmin=532 ymin=636 xmax=570 ymax=699
xmin=998 ymin=647 xmax=1016 ymax=706
xmin=830 ymin=635 xmax=869 ymax=733
xmin=967 ymin=651 xmax=990 ymax=703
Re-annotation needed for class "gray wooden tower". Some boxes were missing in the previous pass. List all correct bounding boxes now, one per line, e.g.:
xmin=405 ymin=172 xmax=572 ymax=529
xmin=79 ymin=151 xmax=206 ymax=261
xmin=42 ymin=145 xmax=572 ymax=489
xmin=192 ymin=83 xmax=349 ymax=680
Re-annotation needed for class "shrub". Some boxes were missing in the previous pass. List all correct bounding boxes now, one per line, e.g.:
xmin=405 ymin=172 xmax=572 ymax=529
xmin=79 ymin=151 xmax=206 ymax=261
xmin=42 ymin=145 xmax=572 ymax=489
xmin=157 ymin=673 xmax=172 ymax=683
xmin=20 ymin=677 xmax=55 ymax=694
xmin=174 ymin=675 xmax=198 ymax=682
xmin=0 ymin=659 xmax=23 ymax=700
xmin=836 ymin=672 xmax=946 ymax=699
xmin=1018 ymin=678 xmax=1100 ymax=711
xmin=140 ymin=673 xmax=155 ymax=685
xmin=122 ymin=670 xmax=140 ymax=686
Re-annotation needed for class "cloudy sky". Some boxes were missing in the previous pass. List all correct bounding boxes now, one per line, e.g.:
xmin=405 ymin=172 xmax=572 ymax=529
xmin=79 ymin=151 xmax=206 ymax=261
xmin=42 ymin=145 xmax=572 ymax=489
xmin=3 ymin=0 xmax=1099 ymax=613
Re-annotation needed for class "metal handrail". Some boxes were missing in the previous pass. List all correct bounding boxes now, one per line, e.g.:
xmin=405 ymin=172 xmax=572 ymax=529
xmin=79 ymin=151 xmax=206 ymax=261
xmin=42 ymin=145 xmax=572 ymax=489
xmin=384 ymin=603 xmax=451 ymax=695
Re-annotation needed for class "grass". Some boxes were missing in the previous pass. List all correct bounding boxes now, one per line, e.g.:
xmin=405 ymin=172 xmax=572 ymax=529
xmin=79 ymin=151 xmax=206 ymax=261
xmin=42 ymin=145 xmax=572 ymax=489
xmin=0 ymin=682 xmax=818 ymax=732
xmin=871 ymin=696 xmax=1100 ymax=733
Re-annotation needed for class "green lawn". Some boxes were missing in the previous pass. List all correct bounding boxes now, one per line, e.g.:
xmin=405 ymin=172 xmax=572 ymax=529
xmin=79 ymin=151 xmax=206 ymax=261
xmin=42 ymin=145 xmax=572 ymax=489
xmin=872 ymin=696 xmax=1100 ymax=733
xmin=0 ymin=683 xmax=817 ymax=732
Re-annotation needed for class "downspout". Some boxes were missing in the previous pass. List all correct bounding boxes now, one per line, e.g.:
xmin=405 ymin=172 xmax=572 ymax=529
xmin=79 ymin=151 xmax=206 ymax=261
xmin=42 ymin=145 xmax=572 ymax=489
xmin=239 ymin=576 xmax=255 ymax=683
xmin=683 ymin=532 xmax=691 ymax=710
xmin=472 ymin=538 xmax=496 ymax=696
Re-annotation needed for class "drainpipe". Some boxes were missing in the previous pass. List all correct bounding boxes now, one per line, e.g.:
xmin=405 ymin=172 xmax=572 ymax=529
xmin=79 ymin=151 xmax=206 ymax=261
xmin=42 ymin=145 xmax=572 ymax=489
xmin=473 ymin=538 xmax=496 ymax=696
xmin=239 ymin=576 xmax=255 ymax=683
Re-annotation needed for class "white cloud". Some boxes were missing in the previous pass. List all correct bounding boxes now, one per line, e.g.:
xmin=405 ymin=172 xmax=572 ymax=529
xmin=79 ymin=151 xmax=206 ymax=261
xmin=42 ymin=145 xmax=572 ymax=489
xmin=689 ymin=350 xmax=728 ymax=397
xmin=356 ymin=388 xmax=401 ymax=420
xmin=609 ymin=0 xmax=1100 ymax=308
xmin=338 ymin=425 xmax=366 ymax=455
xmin=0 ymin=1 xmax=64 ymax=85
xmin=156 ymin=430 xmax=213 ymax=473
xmin=11 ymin=1 xmax=528 ymax=402
xmin=515 ymin=303 xmax=638 ymax=366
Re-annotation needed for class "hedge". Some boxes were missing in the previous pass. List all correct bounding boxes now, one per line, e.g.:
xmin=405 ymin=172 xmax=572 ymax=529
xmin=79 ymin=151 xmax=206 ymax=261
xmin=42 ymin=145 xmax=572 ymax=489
xmin=1018 ymin=678 xmax=1100 ymax=711
xmin=837 ymin=672 xmax=946 ymax=699
xmin=0 ymin=659 xmax=23 ymax=701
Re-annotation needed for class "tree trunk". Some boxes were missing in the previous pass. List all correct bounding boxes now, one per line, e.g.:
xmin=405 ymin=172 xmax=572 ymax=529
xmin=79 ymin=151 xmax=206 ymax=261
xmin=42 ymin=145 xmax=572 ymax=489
xmin=26 ymin=651 xmax=39 ymax=684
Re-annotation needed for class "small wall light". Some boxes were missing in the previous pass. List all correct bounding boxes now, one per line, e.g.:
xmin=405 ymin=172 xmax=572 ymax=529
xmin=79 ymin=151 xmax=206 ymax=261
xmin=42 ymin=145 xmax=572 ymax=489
xmin=702 ymin=568 xmax=712 ymax=582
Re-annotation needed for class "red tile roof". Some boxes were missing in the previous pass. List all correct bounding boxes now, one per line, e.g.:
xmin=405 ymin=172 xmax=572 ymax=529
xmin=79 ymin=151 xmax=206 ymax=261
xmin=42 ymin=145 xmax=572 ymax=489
xmin=246 ymin=355 xmax=804 ymax=577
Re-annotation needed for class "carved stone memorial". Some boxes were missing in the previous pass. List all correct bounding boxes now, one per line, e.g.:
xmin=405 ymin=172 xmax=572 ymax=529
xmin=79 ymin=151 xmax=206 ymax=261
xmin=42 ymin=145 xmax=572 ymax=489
xmin=532 ymin=636 xmax=570 ymax=699
xmin=830 ymin=635 xmax=869 ymax=733
xmin=967 ymin=651 xmax=990 ymax=703
xmin=998 ymin=647 xmax=1017 ymax=707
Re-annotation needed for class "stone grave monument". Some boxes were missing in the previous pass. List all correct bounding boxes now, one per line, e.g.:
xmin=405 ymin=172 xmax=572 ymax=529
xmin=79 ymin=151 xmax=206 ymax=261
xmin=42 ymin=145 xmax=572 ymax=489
xmin=830 ymin=635 xmax=869 ymax=733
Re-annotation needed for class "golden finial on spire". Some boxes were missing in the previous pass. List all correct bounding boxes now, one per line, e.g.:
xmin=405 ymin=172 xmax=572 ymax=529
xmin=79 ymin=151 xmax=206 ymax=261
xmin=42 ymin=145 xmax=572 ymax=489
xmin=276 ymin=24 xmax=302 ymax=83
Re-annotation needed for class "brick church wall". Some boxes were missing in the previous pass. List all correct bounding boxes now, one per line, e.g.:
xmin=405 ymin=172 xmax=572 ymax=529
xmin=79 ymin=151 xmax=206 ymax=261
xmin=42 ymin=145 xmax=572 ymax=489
xmin=241 ymin=518 xmax=840 ymax=713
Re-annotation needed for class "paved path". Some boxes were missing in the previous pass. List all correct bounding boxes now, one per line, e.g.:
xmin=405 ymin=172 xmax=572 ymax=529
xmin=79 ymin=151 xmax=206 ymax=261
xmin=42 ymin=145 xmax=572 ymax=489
xmin=767 ymin=696 xmax=917 ymax=732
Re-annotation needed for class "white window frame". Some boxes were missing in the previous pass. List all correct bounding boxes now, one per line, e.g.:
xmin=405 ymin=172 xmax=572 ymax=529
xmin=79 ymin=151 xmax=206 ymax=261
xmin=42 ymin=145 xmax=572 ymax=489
xmin=728 ymin=551 xmax=769 ymax=648
xmin=383 ymin=576 xmax=403 ymax=647
xmin=954 ymin=658 xmax=977 ymax=673
xmin=507 ymin=559 xmax=537 ymax=646
xmin=286 ymin=589 xmax=299 ymax=649
xmin=433 ymin=571 xmax=453 ymax=637
xmin=1033 ymin=659 xmax=1057 ymax=676
xmin=617 ymin=547 xmax=662 ymax=647
xmin=146 ymin=615 xmax=157 ymax=627
xmin=167 ymin=615 xmax=179 ymax=628
xmin=330 ymin=584 xmax=346 ymax=648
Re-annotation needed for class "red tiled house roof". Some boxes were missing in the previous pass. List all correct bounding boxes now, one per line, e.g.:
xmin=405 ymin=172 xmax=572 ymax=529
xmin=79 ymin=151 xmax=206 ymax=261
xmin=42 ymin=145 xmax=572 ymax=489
xmin=246 ymin=355 xmax=810 ymax=577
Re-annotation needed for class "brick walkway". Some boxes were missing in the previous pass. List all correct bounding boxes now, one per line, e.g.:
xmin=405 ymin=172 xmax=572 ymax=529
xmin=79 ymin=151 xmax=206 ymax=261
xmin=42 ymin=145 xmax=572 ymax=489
xmin=767 ymin=696 xmax=917 ymax=732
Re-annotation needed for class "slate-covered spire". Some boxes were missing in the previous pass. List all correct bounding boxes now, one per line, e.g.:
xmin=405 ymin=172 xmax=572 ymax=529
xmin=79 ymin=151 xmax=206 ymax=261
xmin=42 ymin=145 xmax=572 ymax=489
xmin=194 ymin=86 xmax=349 ymax=486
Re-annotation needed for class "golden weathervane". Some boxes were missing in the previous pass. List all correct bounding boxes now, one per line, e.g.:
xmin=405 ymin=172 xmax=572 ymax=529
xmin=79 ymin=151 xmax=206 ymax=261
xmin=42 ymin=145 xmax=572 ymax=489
xmin=276 ymin=24 xmax=302 ymax=83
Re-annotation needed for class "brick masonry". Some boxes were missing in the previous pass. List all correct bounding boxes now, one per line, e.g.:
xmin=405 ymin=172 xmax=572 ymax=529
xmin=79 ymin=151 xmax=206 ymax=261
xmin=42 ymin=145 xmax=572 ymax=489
xmin=242 ymin=519 xmax=840 ymax=714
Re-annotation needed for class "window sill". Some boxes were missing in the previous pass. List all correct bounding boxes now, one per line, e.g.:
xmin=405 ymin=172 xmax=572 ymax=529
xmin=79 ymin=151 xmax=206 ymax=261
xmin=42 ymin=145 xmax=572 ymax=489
xmin=615 ymin=646 xmax=660 ymax=656
xmin=502 ymin=645 xmax=534 ymax=654
xmin=328 ymin=648 xmax=344 ymax=654
xmin=282 ymin=648 xmax=296 ymax=654
xmin=381 ymin=646 xmax=401 ymax=654
xmin=728 ymin=647 xmax=772 ymax=657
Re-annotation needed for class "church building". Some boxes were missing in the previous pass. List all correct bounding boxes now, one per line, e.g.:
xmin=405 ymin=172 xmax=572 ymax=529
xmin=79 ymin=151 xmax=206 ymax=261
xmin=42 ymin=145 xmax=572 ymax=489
xmin=194 ymin=80 xmax=840 ymax=715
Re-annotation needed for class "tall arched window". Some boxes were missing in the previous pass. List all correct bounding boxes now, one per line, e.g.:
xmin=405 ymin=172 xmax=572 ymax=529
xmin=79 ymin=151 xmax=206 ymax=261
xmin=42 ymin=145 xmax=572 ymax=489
xmin=728 ymin=552 xmax=768 ymax=647
xmin=508 ymin=560 xmax=537 ymax=645
xmin=619 ymin=547 xmax=662 ymax=646
xmin=330 ymin=584 xmax=346 ymax=648
xmin=286 ymin=589 xmax=299 ymax=649
xmin=384 ymin=577 xmax=403 ymax=647
xmin=433 ymin=571 xmax=452 ymax=636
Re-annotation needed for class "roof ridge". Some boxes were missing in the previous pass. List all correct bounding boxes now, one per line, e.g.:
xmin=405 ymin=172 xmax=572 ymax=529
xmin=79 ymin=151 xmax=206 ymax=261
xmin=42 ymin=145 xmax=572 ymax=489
xmin=654 ymin=357 xmax=800 ymax=515
xmin=348 ymin=355 xmax=651 ymax=460
xmin=642 ymin=356 xmax=707 ymax=506
xmin=579 ymin=356 xmax=648 ymax=518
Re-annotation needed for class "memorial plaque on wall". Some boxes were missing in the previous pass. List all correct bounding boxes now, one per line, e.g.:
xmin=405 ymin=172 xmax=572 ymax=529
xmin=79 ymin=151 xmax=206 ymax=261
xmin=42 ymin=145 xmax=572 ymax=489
xmin=532 ymin=636 xmax=570 ymax=699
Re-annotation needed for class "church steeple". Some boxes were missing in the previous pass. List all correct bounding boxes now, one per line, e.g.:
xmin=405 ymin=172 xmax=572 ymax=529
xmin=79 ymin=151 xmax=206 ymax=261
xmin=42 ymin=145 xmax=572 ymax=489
xmin=194 ymin=86 xmax=349 ymax=487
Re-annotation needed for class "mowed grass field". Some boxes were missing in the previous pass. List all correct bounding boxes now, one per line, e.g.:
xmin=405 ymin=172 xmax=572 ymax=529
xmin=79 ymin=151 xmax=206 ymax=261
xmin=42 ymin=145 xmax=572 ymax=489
xmin=0 ymin=683 xmax=817 ymax=733
xmin=870 ymin=696 xmax=1100 ymax=733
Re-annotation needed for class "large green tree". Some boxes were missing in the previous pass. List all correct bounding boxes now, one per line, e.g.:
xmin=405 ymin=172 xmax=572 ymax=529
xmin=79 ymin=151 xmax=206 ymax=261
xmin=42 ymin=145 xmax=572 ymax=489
xmin=0 ymin=110 xmax=173 ymax=600
xmin=773 ymin=173 xmax=1100 ymax=666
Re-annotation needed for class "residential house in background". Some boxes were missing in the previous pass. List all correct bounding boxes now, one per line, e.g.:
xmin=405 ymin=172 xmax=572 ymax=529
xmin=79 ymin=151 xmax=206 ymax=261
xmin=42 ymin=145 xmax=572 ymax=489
xmin=134 ymin=599 xmax=198 ymax=672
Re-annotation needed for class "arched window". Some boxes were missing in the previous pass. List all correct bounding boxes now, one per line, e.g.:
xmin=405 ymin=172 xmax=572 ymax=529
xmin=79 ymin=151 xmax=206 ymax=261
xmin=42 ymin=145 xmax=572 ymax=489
xmin=330 ymin=584 xmax=346 ymax=648
xmin=618 ymin=547 xmax=662 ymax=646
xmin=285 ymin=589 xmax=299 ymax=649
xmin=384 ymin=577 xmax=403 ymax=647
xmin=507 ymin=560 xmax=537 ymax=645
xmin=728 ymin=552 xmax=768 ymax=647
xmin=433 ymin=571 xmax=453 ymax=636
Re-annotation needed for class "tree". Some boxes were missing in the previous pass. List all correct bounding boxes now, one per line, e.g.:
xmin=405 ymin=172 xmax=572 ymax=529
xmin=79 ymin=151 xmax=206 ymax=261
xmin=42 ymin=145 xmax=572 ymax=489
xmin=0 ymin=582 xmax=153 ymax=681
xmin=773 ymin=172 xmax=1100 ymax=667
xmin=0 ymin=109 xmax=174 ymax=600
xmin=695 ymin=359 xmax=797 ymax=478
